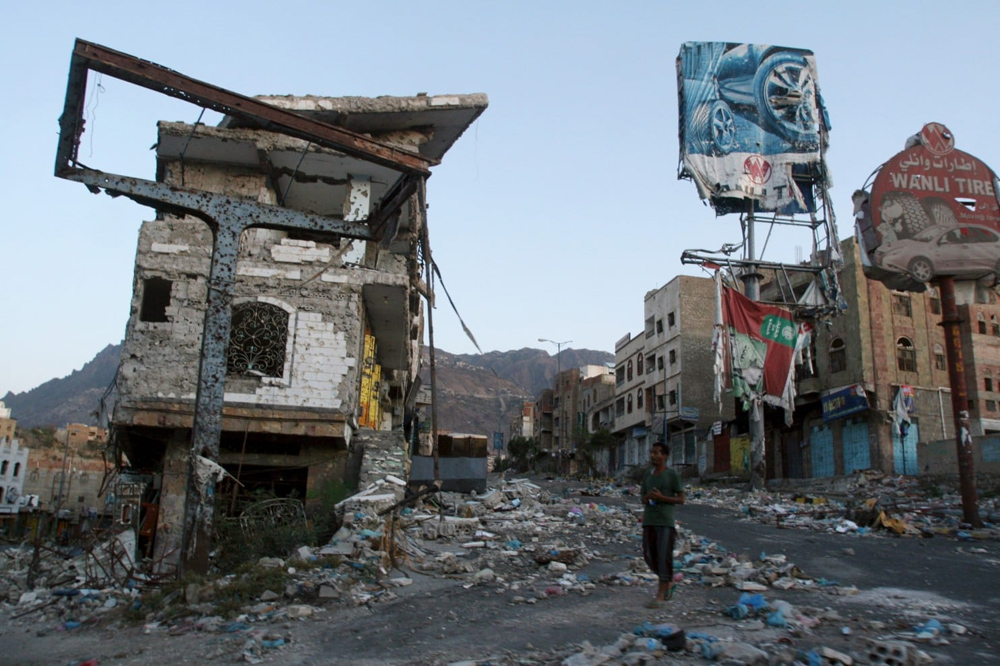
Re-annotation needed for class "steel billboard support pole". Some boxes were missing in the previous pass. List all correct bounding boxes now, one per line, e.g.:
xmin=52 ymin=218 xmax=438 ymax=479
xmin=742 ymin=201 xmax=766 ymax=490
xmin=938 ymin=277 xmax=982 ymax=527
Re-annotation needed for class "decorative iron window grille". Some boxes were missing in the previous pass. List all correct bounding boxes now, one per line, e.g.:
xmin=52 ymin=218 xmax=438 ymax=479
xmin=227 ymin=302 xmax=289 ymax=378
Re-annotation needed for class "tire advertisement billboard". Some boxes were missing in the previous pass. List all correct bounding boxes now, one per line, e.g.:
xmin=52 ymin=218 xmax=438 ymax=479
xmin=856 ymin=123 xmax=1000 ymax=291
xmin=676 ymin=42 xmax=830 ymax=215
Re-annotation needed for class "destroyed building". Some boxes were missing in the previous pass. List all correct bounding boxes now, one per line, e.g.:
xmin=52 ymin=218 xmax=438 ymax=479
xmin=45 ymin=38 xmax=489 ymax=574
xmin=107 ymin=93 xmax=486 ymax=570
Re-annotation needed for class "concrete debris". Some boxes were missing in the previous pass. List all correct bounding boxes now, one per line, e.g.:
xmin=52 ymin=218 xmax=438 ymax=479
xmin=690 ymin=471 xmax=1000 ymax=541
xmin=0 ymin=474 xmax=982 ymax=664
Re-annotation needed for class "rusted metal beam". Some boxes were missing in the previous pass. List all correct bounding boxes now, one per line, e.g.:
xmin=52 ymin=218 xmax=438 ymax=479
xmin=61 ymin=39 xmax=435 ymax=177
xmin=64 ymin=169 xmax=375 ymax=239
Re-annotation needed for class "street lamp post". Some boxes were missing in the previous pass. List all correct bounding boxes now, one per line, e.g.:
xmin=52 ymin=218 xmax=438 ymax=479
xmin=539 ymin=338 xmax=571 ymax=474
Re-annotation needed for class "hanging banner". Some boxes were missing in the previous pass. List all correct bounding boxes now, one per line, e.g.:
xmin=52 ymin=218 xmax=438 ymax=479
xmin=858 ymin=123 xmax=1000 ymax=290
xmin=892 ymin=385 xmax=915 ymax=438
xmin=720 ymin=286 xmax=802 ymax=412
xmin=677 ymin=42 xmax=829 ymax=215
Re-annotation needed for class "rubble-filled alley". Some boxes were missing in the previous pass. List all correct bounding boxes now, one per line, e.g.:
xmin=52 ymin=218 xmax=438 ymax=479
xmin=2 ymin=471 xmax=998 ymax=665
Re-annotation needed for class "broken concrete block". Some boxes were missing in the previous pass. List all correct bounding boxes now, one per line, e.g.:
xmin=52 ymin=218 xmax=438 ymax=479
xmin=719 ymin=641 xmax=769 ymax=665
xmin=259 ymin=590 xmax=280 ymax=602
xmin=318 ymin=585 xmax=339 ymax=599
xmin=771 ymin=577 xmax=797 ymax=590
xmin=286 ymin=605 xmax=314 ymax=619
xmin=473 ymin=568 xmax=496 ymax=584
xmin=817 ymin=646 xmax=853 ymax=665
xmin=478 ymin=488 xmax=503 ymax=509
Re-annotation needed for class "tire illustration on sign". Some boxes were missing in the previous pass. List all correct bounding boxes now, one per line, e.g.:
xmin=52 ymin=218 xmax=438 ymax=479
xmin=752 ymin=51 xmax=818 ymax=146
xmin=907 ymin=256 xmax=935 ymax=282
xmin=692 ymin=100 xmax=737 ymax=155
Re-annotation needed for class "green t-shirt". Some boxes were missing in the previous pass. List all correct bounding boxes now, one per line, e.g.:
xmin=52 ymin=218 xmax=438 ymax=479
xmin=640 ymin=467 xmax=683 ymax=527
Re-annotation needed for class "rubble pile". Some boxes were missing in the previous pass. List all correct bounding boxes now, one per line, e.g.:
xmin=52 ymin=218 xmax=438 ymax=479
xmin=690 ymin=471 xmax=1000 ymax=541
xmin=0 ymin=474 xmax=985 ymax=664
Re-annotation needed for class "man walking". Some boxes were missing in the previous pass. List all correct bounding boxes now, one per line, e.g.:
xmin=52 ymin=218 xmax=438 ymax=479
xmin=640 ymin=441 xmax=685 ymax=608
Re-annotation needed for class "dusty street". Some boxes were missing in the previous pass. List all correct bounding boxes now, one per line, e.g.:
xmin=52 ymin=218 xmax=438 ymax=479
xmin=1 ymin=474 xmax=998 ymax=665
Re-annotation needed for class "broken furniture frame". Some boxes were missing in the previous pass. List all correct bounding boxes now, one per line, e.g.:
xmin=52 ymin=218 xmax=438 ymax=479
xmin=54 ymin=39 xmax=435 ymax=573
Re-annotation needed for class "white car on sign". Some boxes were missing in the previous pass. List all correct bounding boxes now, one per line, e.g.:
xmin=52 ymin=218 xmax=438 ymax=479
xmin=877 ymin=224 xmax=1000 ymax=283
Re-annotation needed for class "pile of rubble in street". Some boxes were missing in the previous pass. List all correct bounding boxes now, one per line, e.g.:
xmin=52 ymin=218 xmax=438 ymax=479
xmin=0 ymin=472 xmax=985 ymax=664
xmin=685 ymin=470 xmax=1000 ymax=541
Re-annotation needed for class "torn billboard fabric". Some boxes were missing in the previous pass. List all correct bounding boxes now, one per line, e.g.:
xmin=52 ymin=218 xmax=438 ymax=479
xmin=719 ymin=286 xmax=803 ymax=418
xmin=676 ymin=42 xmax=829 ymax=215
xmin=892 ymin=385 xmax=915 ymax=438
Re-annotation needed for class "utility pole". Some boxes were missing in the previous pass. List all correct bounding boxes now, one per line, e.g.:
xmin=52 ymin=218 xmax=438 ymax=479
xmin=742 ymin=203 xmax=766 ymax=490
xmin=539 ymin=338 xmax=571 ymax=474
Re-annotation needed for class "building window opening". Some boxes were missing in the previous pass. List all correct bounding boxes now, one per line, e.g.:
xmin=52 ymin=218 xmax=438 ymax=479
xmin=626 ymin=360 xmax=633 ymax=382
xmin=637 ymin=389 xmax=644 ymax=410
xmin=978 ymin=312 xmax=987 ymax=334
xmin=829 ymin=337 xmax=847 ymax=373
xmin=637 ymin=353 xmax=644 ymax=375
xmin=227 ymin=302 xmax=289 ymax=378
xmin=934 ymin=343 xmax=947 ymax=371
xmin=929 ymin=289 xmax=941 ymax=315
xmin=668 ymin=390 xmax=677 ymax=406
xmin=992 ymin=315 xmax=999 ymax=337
xmin=139 ymin=277 xmax=172 ymax=323
xmin=892 ymin=293 xmax=912 ymax=318
xmin=13 ymin=462 xmax=20 ymax=478
xmin=896 ymin=337 xmax=916 ymax=372
xmin=986 ymin=372 xmax=993 ymax=392
xmin=627 ymin=394 xmax=633 ymax=414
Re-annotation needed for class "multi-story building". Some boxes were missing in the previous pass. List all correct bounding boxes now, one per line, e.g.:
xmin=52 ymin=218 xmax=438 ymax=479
xmin=643 ymin=276 xmax=736 ymax=472
xmin=509 ymin=401 xmax=536 ymax=441
xmin=759 ymin=236 xmax=1000 ymax=479
xmin=533 ymin=389 xmax=554 ymax=455
xmin=0 ymin=437 xmax=29 ymax=514
xmin=66 ymin=424 xmax=108 ymax=450
xmin=0 ymin=402 xmax=15 ymax=443
xmin=581 ymin=369 xmax=616 ymax=473
xmin=106 ymin=93 xmax=485 ymax=571
xmin=613 ymin=333 xmax=648 ymax=471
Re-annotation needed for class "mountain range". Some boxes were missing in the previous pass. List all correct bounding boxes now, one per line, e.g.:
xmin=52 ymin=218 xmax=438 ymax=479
xmin=2 ymin=344 xmax=613 ymax=438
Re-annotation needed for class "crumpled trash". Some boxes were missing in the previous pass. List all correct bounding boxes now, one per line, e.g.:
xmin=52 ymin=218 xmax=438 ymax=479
xmin=687 ymin=632 xmax=721 ymax=660
xmin=767 ymin=609 xmax=787 ymax=627
xmin=914 ymin=618 xmax=943 ymax=638
xmin=738 ymin=592 xmax=768 ymax=610
xmin=725 ymin=603 xmax=750 ymax=619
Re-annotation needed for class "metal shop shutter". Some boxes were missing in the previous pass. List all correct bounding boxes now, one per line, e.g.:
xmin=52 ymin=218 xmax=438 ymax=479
xmin=842 ymin=420 xmax=872 ymax=473
xmin=810 ymin=425 xmax=835 ymax=478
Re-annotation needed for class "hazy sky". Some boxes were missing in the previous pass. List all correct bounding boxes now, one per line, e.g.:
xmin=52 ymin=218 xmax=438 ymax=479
xmin=3 ymin=1 xmax=999 ymax=395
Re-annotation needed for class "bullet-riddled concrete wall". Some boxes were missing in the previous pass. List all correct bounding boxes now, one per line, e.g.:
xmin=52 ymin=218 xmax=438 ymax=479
xmin=116 ymin=165 xmax=370 ymax=415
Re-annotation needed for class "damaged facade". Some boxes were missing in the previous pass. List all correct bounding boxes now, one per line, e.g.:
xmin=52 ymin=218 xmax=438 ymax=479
xmin=77 ymin=83 xmax=486 ymax=570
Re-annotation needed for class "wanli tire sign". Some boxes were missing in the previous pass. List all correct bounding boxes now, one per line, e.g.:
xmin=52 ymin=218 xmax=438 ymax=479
xmin=856 ymin=123 xmax=1000 ymax=291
